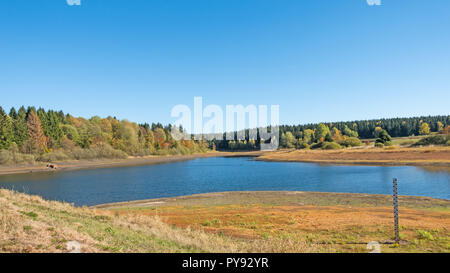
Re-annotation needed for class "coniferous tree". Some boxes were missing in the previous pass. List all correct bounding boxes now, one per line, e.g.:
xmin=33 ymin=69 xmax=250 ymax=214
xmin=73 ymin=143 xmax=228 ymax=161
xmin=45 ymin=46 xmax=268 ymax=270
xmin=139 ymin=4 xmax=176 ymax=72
xmin=12 ymin=106 xmax=29 ymax=146
xmin=0 ymin=107 xmax=14 ymax=149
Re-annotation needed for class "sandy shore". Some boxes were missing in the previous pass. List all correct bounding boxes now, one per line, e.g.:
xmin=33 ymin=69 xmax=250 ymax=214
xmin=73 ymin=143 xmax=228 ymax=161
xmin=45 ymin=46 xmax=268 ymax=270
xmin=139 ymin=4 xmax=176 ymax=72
xmin=0 ymin=151 xmax=266 ymax=176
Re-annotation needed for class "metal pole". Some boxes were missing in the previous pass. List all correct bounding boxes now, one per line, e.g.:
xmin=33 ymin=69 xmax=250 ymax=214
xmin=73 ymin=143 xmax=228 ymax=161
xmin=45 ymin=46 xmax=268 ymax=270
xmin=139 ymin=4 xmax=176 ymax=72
xmin=393 ymin=178 xmax=400 ymax=243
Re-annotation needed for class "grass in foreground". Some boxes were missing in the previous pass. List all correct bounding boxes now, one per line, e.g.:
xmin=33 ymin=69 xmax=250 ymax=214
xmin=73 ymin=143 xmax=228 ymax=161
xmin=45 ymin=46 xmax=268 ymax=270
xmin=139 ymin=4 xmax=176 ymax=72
xmin=0 ymin=189 xmax=321 ymax=253
xmin=1 ymin=189 xmax=449 ymax=253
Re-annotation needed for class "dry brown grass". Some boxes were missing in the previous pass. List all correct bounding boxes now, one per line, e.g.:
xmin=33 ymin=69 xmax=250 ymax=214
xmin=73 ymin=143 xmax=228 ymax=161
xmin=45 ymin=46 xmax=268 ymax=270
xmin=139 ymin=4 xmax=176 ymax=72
xmin=256 ymin=146 xmax=450 ymax=166
xmin=106 ymin=192 xmax=450 ymax=253
xmin=0 ymin=189 xmax=320 ymax=253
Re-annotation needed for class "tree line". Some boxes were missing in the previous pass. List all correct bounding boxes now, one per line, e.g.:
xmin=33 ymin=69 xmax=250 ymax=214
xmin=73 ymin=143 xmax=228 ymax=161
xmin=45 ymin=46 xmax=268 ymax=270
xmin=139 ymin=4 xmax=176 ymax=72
xmin=212 ymin=115 xmax=450 ymax=150
xmin=0 ymin=106 xmax=449 ymax=164
xmin=0 ymin=106 xmax=210 ymax=164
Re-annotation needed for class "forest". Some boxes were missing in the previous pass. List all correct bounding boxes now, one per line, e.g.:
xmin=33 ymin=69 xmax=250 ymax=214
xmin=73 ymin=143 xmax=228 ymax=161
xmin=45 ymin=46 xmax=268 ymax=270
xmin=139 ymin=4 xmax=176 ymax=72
xmin=214 ymin=115 xmax=450 ymax=150
xmin=0 ymin=106 xmax=209 ymax=164
xmin=0 ymin=106 xmax=449 ymax=164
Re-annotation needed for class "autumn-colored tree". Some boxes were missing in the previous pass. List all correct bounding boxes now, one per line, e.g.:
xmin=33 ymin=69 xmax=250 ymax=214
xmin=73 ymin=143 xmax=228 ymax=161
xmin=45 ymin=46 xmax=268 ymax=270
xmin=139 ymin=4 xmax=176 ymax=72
xmin=419 ymin=122 xmax=431 ymax=135
xmin=343 ymin=125 xmax=358 ymax=138
xmin=303 ymin=129 xmax=315 ymax=144
xmin=315 ymin=123 xmax=330 ymax=142
xmin=26 ymin=110 xmax=46 ymax=153
xmin=280 ymin=132 xmax=296 ymax=148
xmin=331 ymin=127 xmax=344 ymax=143
xmin=153 ymin=128 xmax=167 ymax=149
xmin=437 ymin=121 xmax=444 ymax=133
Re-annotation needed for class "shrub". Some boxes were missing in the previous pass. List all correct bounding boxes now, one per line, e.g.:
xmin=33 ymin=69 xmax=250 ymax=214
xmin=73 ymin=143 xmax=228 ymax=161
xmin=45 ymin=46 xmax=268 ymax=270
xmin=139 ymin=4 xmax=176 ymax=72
xmin=0 ymin=150 xmax=11 ymax=164
xmin=0 ymin=149 xmax=36 ymax=165
xmin=413 ymin=135 xmax=447 ymax=146
xmin=310 ymin=142 xmax=324 ymax=149
xmin=375 ymin=142 xmax=384 ymax=148
xmin=68 ymin=147 xmax=97 ymax=160
xmin=37 ymin=150 xmax=70 ymax=162
xmin=376 ymin=129 xmax=392 ymax=145
xmin=322 ymin=142 xmax=342 ymax=150
xmin=13 ymin=153 xmax=35 ymax=164
xmin=341 ymin=137 xmax=363 ymax=147
xmin=91 ymin=143 xmax=128 ymax=159
xmin=398 ymin=139 xmax=416 ymax=146
xmin=296 ymin=141 xmax=310 ymax=149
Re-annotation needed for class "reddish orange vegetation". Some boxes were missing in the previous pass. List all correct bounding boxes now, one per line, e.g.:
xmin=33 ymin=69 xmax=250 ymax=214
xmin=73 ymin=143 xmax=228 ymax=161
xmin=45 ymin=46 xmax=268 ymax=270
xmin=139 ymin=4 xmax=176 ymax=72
xmin=118 ymin=205 xmax=450 ymax=240
xmin=257 ymin=147 xmax=450 ymax=166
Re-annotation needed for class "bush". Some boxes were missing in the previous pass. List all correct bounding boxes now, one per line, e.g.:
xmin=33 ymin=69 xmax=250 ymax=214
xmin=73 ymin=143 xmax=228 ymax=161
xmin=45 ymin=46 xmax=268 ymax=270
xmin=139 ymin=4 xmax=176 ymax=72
xmin=341 ymin=137 xmax=363 ymax=147
xmin=66 ymin=144 xmax=128 ymax=160
xmin=0 ymin=150 xmax=10 ymax=164
xmin=376 ymin=129 xmax=392 ymax=145
xmin=68 ymin=147 xmax=97 ymax=160
xmin=296 ymin=141 xmax=310 ymax=149
xmin=375 ymin=142 xmax=384 ymax=148
xmin=413 ymin=135 xmax=447 ymax=146
xmin=310 ymin=142 xmax=324 ymax=149
xmin=0 ymin=149 xmax=36 ymax=165
xmin=91 ymin=143 xmax=128 ymax=159
xmin=322 ymin=142 xmax=342 ymax=150
xmin=398 ymin=139 xmax=416 ymax=146
xmin=37 ymin=151 xmax=70 ymax=162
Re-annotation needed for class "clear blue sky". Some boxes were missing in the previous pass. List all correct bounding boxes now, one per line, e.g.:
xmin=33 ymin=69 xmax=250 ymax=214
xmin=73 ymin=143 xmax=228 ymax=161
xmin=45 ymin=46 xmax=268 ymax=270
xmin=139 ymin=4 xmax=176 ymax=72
xmin=1 ymin=0 xmax=449 ymax=126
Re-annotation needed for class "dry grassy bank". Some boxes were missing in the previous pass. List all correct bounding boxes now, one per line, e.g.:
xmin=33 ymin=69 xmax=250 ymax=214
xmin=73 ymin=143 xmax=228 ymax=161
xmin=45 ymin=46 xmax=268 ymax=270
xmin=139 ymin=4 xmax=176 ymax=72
xmin=0 ymin=189 xmax=320 ymax=253
xmin=256 ymin=147 xmax=450 ymax=167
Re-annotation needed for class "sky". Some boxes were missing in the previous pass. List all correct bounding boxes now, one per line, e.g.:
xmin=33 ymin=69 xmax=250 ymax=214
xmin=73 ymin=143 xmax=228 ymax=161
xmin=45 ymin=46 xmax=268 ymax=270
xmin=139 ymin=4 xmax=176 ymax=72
xmin=1 ymin=0 xmax=449 ymax=126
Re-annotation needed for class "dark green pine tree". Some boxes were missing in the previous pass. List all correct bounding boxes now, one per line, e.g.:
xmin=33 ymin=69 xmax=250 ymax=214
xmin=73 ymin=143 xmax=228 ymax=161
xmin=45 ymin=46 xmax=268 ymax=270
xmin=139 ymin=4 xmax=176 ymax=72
xmin=9 ymin=107 xmax=17 ymax=119
xmin=46 ymin=110 xmax=63 ymax=146
xmin=11 ymin=106 xmax=29 ymax=146
xmin=0 ymin=107 xmax=14 ymax=149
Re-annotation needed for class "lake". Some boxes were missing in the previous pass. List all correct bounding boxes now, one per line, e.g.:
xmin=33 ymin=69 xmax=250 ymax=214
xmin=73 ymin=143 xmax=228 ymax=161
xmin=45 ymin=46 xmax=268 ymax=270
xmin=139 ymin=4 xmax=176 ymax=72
xmin=0 ymin=157 xmax=448 ymax=206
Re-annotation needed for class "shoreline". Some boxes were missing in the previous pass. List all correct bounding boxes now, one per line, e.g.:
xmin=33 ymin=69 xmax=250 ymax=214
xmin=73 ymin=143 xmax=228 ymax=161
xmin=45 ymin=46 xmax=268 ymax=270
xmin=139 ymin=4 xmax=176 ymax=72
xmin=0 ymin=151 xmax=265 ymax=176
xmin=93 ymin=191 xmax=450 ymax=210
xmin=1 ymin=147 xmax=449 ymax=176
xmin=255 ymin=147 xmax=450 ymax=168
xmin=255 ymin=157 xmax=450 ymax=167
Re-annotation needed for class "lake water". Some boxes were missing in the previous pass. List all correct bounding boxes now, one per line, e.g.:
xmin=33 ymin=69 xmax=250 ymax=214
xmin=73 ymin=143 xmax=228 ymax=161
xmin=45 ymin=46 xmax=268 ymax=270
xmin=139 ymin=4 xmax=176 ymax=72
xmin=0 ymin=157 xmax=448 ymax=206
